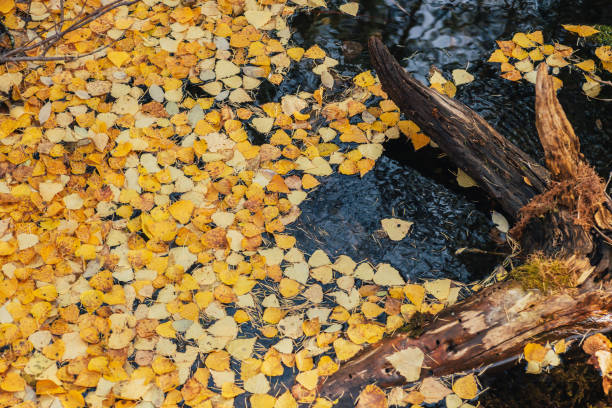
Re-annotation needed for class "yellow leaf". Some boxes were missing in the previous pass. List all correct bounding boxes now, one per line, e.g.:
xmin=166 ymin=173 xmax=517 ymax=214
xmin=333 ymin=338 xmax=362 ymax=361
xmin=168 ymin=199 xmax=195 ymax=224
xmin=88 ymin=356 xmax=109 ymax=372
xmin=554 ymin=339 xmax=567 ymax=354
xmin=456 ymin=168 xmax=477 ymax=188
xmin=263 ymin=307 xmax=283 ymax=324
xmin=512 ymin=32 xmax=536 ymax=48
xmin=296 ymin=369 xmax=319 ymax=390
xmin=339 ymin=2 xmax=359 ymax=16
xmin=540 ymin=44 xmax=555 ymax=55
xmin=80 ymin=290 xmax=104 ymax=313
xmin=205 ymin=350 xmax=230 ymax=371
xmin=251 ymin=394 xmax=277 ymax=408
xmin=155 ymin=321 xmax=176 ymax=339
xmin=354 ymin=71 xmax=376 ymax=87
xmin=0 ymin=371 xmax=25 ymax=392
xmin=244 ymin=10 xmax=273 ymax=29
xmin=452 ymin=69 xmax=474 ymax=85
xmin=562 ymin=24 xmax=600 ymax=37
xmin=58 ymin=390 xmax=85 ymax=408
xmin=524 ymin=342 xmax=547 ymax=363
xmin=279 ymin=278 xmax=302 ymax=298
xmin=234 ymin=310 xmax=250 ymax=323
xmin=528 ymin=47 xmax=544 ymax=62
xmin=152 ymin=356 xmax=176 ymax=374
xmin=511 ymin=46 xmax=529 ymax=60
xmin=356 ymin=384 xmax=387 ymax=408
xmin=443 ymin=81 xmax=457 ymax=98
xmin=107 ymin=50 xmax=130 ymax=67
xmin=274 ymin=234 xmax=296 ymax=249
xmin=33 ymin=285 xmax=58 ymax=301
xmin=575 ymin=59 xmax=595 ymax=72
xmin=362 ymin=302 xmax=384 ymax=319
xmin=403 ymin=284 xmax=425 ymax=308
xmin=304 ymin=45 xmax=326 ymax=59
xmin=546 ymin=53 xmax=569 ymax=67
xmin=488 ymin=49 xmax=509 ymax=63
xmin=287 ymin=47 xmax=305 ymax=61
xmin=0 ymin=0 xmax=14 ymax=13
xmin=526 ymin=30 xmax=544 ymax=44
xmin=452 ymin=374 xmax=478 ymax=400
xmin=381 ymin=218 xmax=413 ymax=241
xmin=302 ymin=174 xmax=320 ymax=189
xmin=275 ymin=390 xmax=298 ymax=408
xmin=596 ymin=46 xmax=612 ymax=63
xmin=221 ymin=382 xmax=245 ymax=398
xmin=500 ymin=70 xmax=522 ymax=81
xmin=410 ymin=132 xmax=430 ymax=151
xmin=397 ymin=120 xmax=421 ymax=136
xmin=75 ymin=243 xmax=97 ymax=260
xmin=317 ymin=355 xmax=339 ymax=376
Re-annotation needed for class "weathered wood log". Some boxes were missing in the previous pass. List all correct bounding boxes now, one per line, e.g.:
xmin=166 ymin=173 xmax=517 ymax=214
xmin=367 ymin=37 xmax=549 ymax=218
xmin=317 ymin=39 xmax=612 ymax=404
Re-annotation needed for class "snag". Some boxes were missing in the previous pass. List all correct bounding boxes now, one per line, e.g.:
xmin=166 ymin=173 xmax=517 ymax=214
xmin=318 ymin=38 xmax=612 ymax=404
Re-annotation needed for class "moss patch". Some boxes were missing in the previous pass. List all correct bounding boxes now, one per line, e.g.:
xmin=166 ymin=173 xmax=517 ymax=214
xmin=398 ymin=312 xmax=431 ymax=338
xmin=510 ymin=254 xmax=575 ymax=292
xmin=595 ymin=25 xmax=612 ymax=46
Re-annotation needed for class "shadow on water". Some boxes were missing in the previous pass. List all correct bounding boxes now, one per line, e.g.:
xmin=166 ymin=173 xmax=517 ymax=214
xmin=267 ymin=0 xmax=612 ymax=406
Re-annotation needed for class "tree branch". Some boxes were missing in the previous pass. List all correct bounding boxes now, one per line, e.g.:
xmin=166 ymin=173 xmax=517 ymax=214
xmin=0 ymin=0 xmax=138 ymax=64
xmin=367 ymin=36 xmax=550 ymax=218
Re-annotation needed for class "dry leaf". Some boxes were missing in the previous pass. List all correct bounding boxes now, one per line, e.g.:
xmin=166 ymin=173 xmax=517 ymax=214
xmin=339 ymin=2 xmax=359 ymax=16
xmin=381 ymin=218 xmax=413 ymax=241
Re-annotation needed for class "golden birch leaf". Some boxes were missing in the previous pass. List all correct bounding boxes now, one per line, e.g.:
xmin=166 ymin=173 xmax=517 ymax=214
xmin=339 ymin=2 xmax=359 ymax=16
xmin=381 ymin=218 xmax=413 ymax=241
xmin=452 ymin=374 xmax=478 ymax=400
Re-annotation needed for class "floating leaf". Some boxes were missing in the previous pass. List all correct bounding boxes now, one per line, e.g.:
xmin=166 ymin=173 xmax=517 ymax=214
xmin=381 ymin=218 xmax=413 ymax=241
xmin=452 ymin=69 xmax=474 ymax=85
xmin=562 ymin=24 xmax=600 ymax=37
xmin=339 ymin=2 xmax=359 ymax=16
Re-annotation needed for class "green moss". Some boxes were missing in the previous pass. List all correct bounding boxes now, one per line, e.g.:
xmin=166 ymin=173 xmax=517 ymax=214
xmin=594 ymin=25 xmax=612 ymax=45
xmin=398 ymin=312 xmax=431 ymax=338
xmin=510 ymin=255 xmax=574 ymax=292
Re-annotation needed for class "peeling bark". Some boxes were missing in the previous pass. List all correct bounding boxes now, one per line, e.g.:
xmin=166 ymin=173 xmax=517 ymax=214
xmin=317 ymin=38 xmax=612 ymax=404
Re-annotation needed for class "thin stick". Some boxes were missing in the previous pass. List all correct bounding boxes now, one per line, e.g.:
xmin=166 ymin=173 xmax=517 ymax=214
xmin=0 ymin=0 xmax=138 ymax=63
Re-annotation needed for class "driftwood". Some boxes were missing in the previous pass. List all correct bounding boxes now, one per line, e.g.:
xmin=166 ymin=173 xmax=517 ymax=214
xmin=317 ymin=37 xmax=612 ymax=404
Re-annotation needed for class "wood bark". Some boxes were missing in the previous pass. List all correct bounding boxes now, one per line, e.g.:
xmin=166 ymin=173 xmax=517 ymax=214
xmin=367 ymin=37 xmax=549 ymax=218
xmin=317 ymin=38 xmax=612 ymax=404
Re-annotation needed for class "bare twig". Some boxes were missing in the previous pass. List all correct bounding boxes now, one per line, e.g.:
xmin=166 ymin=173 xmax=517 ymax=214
xmin=390 ymin=0 xmax=410 ymax=15
xmin=4 ymin=39 xmax=119 ymax=62
xmin=0 ymin=0 xmax=138 ymax=64
xmin=586 ymin=73 xmax=612 ymax=88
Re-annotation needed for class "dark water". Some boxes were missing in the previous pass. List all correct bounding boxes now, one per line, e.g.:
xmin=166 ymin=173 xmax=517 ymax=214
xmin=271 ymin=0 xmax=611 ymax=406
xmin=261 ymin=0 xmax=612 ymax=286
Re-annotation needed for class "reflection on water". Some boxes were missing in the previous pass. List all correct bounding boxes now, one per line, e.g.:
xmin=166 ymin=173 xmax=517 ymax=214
xmin=277 ymin=0 xmax=612 ymax=405
xmin=288 ymin=156 xmax=496 ymax=283
xmin=288 ymin=0 xmax=611 ymax=173
xmin=279 ymin=0 xmax=611 ymax=283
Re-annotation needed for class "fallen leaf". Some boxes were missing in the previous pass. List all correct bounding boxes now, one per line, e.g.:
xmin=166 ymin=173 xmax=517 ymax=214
xmin=452 ymin=69 xmax=474 ymax=85
xmin=381 ymin=218 xmax=413 ymax=241
xmin=339 ymin=2 xmax=359 ymax=16
xmin=452 ymin=374 xmax=478 ymax=400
